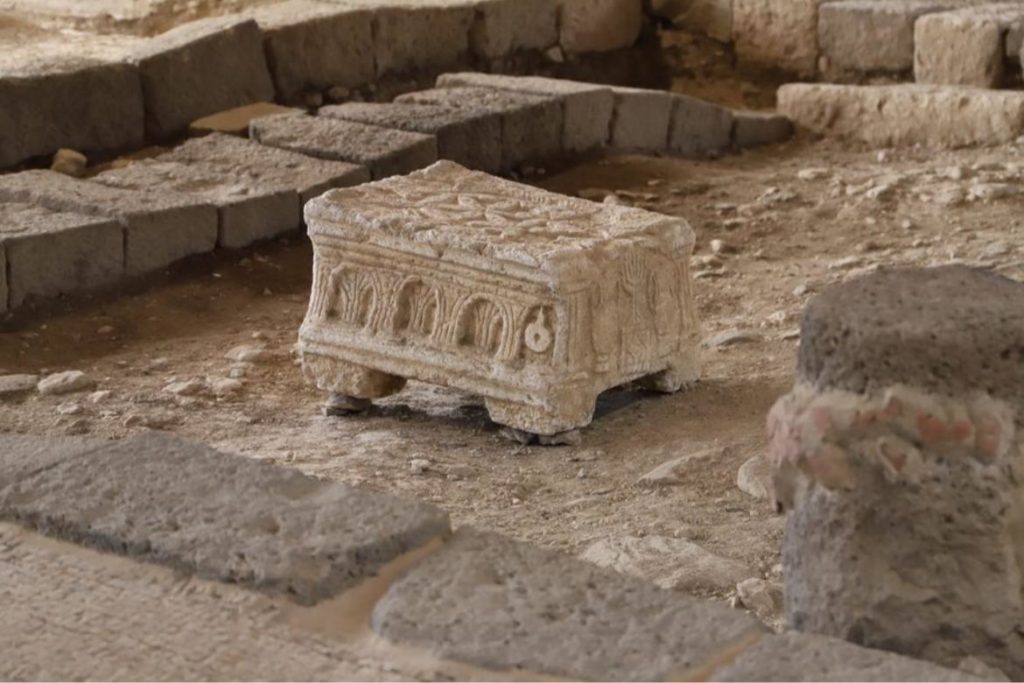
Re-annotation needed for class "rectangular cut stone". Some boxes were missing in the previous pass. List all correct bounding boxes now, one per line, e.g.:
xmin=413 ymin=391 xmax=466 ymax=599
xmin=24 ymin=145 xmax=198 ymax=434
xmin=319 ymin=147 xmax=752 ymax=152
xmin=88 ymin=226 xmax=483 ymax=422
xmin=326 ymin=0 xmax=474 ymax=77
xmin=250 ymin=1 xmax=375 ymax=103
xmin=0 ymin=432 xmax=450 ymax=605
xmin=320 ymin=102 xmax=502 ymax=173
xmin=299 ymin=161 xmax=700 ymax=435
xmin=437 ymin=72 xmax=614 ymax=152
xmin=0 ymin=170 xmax=218 ymax=276
xmin=732 ymin=110 xmax=795 ymax=149
xmin=819 ymin=1 xmax=959 ymax=75
xmin=371 ymin=530 xmax=764 ymax=681
xmin=130 ymin=16 xmax=276 ymax=139
xmin=397 ymin=87 xmax=562 ymax=169
xmin=0 ymin=202 xmax=123 ymax=308
xmin=0 ymin=435 xmax=102 ymax=490
xmin=469 ymin=0 xmax=559 ymax=59
xmin=0 ymin=36 xmax=144 ymax=168
xmin=733 ymin=0 xmax=824 ymax=77
xmin=610 ymin=86 xmax=673 ymax=152
xmin=96 ymin=134 xmax=368 ymax=248
xmin=656 ymin=0 xmax=733 ymax=43
xmin=251 ymin=113 xmax=438 ymax=180
xmin=779 ymin=83 xmax=1024 ymax=149
xmin=559 ymin=0 xmax=644 ymax=54
xmin=710 ymin=632 xmax=980 ymax=682
xmin=667 ymin=93 xmax=734 ymax=158
xmin=190 ymin=102 xmax=302 ymax=137
xmin=915 ymin=5 xmax=1024 ymax=88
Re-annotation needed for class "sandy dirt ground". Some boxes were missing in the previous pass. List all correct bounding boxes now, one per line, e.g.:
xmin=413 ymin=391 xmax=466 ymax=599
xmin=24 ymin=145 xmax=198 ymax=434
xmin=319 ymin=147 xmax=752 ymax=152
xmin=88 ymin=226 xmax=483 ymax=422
xmin=3 ymin=129 xmax=1023 ymax=628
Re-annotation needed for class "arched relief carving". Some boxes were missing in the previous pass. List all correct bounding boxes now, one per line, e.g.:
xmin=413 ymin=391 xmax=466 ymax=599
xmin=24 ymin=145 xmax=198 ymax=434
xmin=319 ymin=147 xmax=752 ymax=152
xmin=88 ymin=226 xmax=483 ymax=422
xmin=393 ymin=277 xmax=441 ymax=339
xmin=456 ymin=295 xmax=512 ymax=358
xmin=324 ymin=266 xmax=380 ymax=329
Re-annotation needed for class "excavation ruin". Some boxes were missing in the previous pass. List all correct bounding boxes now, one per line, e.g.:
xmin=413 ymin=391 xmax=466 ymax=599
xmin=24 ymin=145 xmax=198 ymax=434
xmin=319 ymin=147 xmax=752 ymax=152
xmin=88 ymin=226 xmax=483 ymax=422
xmin=1 ymin=0 xmax=1023 ymax=680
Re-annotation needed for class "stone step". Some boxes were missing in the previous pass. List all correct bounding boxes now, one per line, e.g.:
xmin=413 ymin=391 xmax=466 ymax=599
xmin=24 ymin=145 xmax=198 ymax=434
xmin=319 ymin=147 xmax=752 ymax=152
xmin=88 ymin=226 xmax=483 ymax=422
xmin=250 ymin=112 xmax=438 ymax=180
xmin=0 ymin=170 xmax=218 ymax=277
xmin=778 ymin=83 xmax=1024 ymax=148
xmin=320 ymin=101 xmax=503 ymax=173
xmin=609 ymin=86 xmax=674 ymax=152
xmin=915 ymin=4 xmax=1024 ymax=88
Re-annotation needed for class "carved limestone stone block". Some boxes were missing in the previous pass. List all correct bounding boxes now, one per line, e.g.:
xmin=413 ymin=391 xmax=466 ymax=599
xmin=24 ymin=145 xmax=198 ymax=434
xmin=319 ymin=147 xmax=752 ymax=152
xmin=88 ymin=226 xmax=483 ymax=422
xmin=298 ymin=161 xmax=701 ymax=436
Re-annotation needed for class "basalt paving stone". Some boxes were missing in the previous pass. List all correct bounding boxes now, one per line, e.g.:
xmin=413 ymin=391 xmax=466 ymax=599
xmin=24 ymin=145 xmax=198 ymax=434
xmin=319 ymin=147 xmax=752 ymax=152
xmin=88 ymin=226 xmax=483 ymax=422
xmin=250 ymin=1 xmax=375 ymax=103
xmin=731 ymin=110 xmax=795 ymax=149
xmin=324 ymin=0 xmax=474 ymax=77
xmin=609 ymin=86 xmax=673 ymax=152
xmin=94 ymin=133 xmax=368 ymax=248
xmin=372 ymin=529 xmax=765 ymax=681
xmin=395 ymin=86 xmax=562 ymax=170
xmin=0 ymin=432 xmax=451 ymax=606
xmin=710 ymin=632 xmax=980 ymax=682
xmin=130 ymin=16 xmax=275 ymax=140
xmin=436 ymin=72 xmax=614 ymax=152
xmin=0 ymin=435 xmax=103 ymax=490
xmin=0 ymin=170 xmax=218 ymax=276
xmin=469 ymin=0 xmax=559 ymax=59
xmin=321 ymin=101 xmax=502 ymax=173
xmin=0 ymin=202 xmax=123 ymax=309
xmin=799 ymin=265 xmax=1024 ymax=406
xmin=0 ymin=37 xmax=144 ymax=168
xmin=251 ymin=113 xmax=438 ymax=180
xmin=667 ymin=93 xmax=734 ymax=158
xmin=190 ymin=102 xmax=303 ymax=137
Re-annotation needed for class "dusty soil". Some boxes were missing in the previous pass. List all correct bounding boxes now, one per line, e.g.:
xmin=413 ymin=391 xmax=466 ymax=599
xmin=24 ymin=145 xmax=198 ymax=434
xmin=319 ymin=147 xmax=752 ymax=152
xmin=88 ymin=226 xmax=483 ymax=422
xmin=3 ymin=132 xmax=1023 ymax=626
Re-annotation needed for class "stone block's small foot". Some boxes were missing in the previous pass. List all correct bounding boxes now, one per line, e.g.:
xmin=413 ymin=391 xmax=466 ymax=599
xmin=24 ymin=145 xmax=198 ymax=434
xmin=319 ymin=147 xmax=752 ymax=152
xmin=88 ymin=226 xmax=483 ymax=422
xmin=303 ymin=353 xmax=407 ymax=399
xmin=485 ymin=396 xmax=595 ymax=441
xmin=498 ymin=427 xmax=583 ymax=447
xmin=323 ymin=392 xmax=371 ymax=417
xmin=638 ymin=349 xmax=701 ymax=393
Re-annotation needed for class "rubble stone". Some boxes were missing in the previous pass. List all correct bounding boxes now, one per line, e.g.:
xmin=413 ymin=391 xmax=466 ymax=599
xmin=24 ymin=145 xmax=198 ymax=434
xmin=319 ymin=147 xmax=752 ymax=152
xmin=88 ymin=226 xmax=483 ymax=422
xmin=668 ymin=93 xmax=734 ymax=158
xmin=321 ymin=101 xmax=502 ymax=173
xmin=609 ymin=86 xmax=673 ymax=152
xmin=130 ymin=16 xmax=275 ymax=139
xmin=250 ymin=1 xmax=374 ymax=103
xmin=396 ymin=86 xmax=562 ymax=170
xmin=436 ymin=72 xmax=614 ymax=152
xmin=251 ymin=113 xmax=438 ymax=180
xmin=470 ymin=0 xmax=559 ymax=59
xmin=0 ymin=202 xmax=122 ymax=309
xmin=0 ymin=375 xmax=38 ymax=397
xmin=299 ymin=161 xmax=700 ymax=435
xmin=654 ymin=0 xmax=732 ymax=42
xmin=37 ymin=371 xmax=96 ymax=396
xmin=50 ymin=148 xmax=87 ymax=178
xmin=372 ymin=529 xmax=765 ymax=681
xmin=768 ymin=266 xmax=1024 ymax=677
xmin=559 ymin=0 xmax=644 ymax=54
xmin=0 ymin=170 xmax=218 ymax=276
xmin=778 ymin=83 xmax=1024 ymax=149
xmin=712 ymin=632 xmax=982 ymax=682
xmin=819 ymin=1 xmax=958 ymax=76
xmin=0 ymin=432 xmax=451 ymax=605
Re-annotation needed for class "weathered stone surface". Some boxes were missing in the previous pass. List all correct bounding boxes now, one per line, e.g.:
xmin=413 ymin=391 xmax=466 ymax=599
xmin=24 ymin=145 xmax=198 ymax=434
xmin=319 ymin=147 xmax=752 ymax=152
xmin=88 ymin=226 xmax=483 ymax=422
xmin=396 ymin=86 xmax=562 ymax=170
xmin=37 ymin=370 xmax=96 ymax=396
xmin=668 ymin=93 xmax=734 ymax=158
xmin=299 ymin=161 xmax=700 ymax=435
xmin=915 ymin=6 xmax=1024 ymax=88
xmin=0 ymin=170 xmax=218 ymax=276
xmin=437 ymin=72 xmax=614 ymax=152
xmin=560 ymin=0 xmax=644 ymax=54
xmin=96 ymin=134 xmax=368 ymax=248
xmin=654 ymin=0 xmax=732 ymax=42
xmin=609 ymin=86 xmax=673 ymax=151
xmin=50 ymin=148 xmax=87 ymax=178
xmin=778 ymin=83 xmax=1024 ymax=148
xmin=736 ymin=454 xmax=771 ymax=500
xmin=470 ymin=0 xmax=559 ymax=59
xmin=0 ymin=432 xmax=451 ymax=605
xmin=372 ymin=529 xmax=765 ymax=681
xmin=581 ymin=535 xmax=753 ymax=594
xmin=251 ymin=113 xmax=438 ymax=180
xmin=0 ymin=375 xmax=38 ymax=397
xmin=250 ymin=1 xmax=374 ymax=103
xmin=798 ymin=266 xmax=1024 ymax=405
xmin=0 ymin=202 xmax=122 ymax=308
xmin=321 ymin=101 xmax=502 ymax=173
xmin=328 ymin=0 xmax=474 ymax=77
xmin=0 ymin=434 xmax=101 ymax=490
xmin=190 ymin=102 xmax=301 ymax=137
xmin=0 ymin=37 xmax=144 ymax=168
xmin=819 ymin=1 xmax=958 ymax=75
xmin=711 ymin=632 xmax=982 ymax=682
xmin=733 ymin=0 xmax=824 ymax=77
xmin=130 ymin=16 xmax=275 ymax=139
xmin=731 ymin=110 xmax=794 ymax=149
